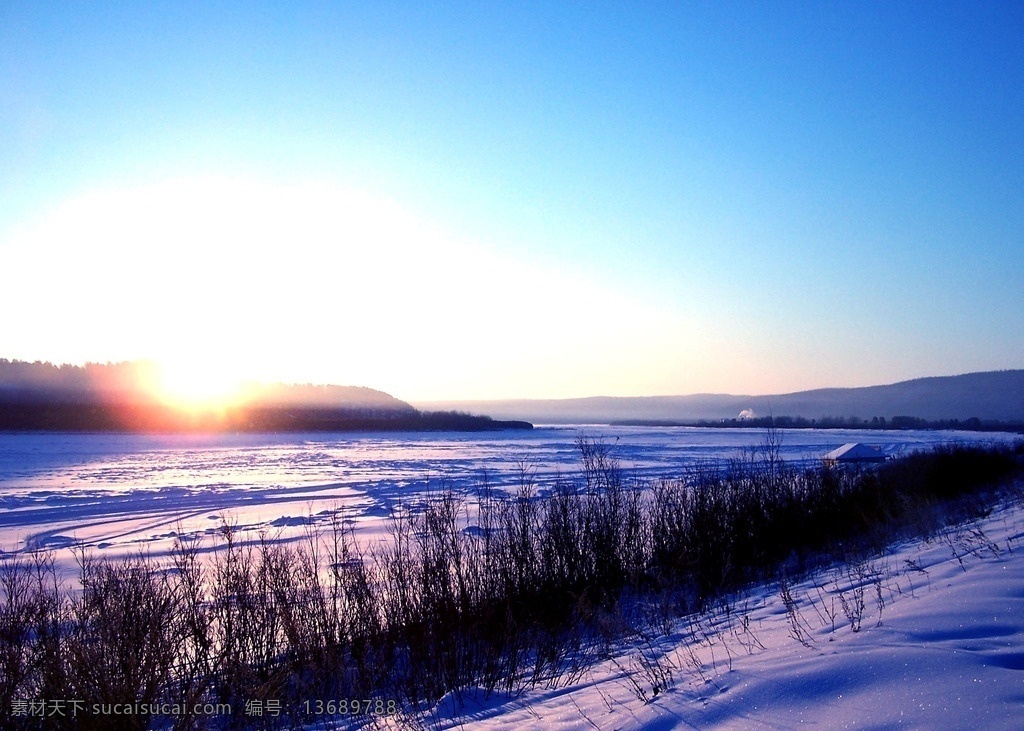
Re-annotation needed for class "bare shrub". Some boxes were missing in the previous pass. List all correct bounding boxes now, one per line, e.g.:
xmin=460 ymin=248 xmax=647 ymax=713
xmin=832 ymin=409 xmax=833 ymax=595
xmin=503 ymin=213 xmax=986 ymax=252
xmin=65 ymin=552 xmax=180 ymax=731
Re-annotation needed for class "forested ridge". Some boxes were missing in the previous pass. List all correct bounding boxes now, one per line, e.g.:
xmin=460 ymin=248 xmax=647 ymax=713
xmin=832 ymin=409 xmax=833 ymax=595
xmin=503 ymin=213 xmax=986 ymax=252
xmin=0 ymin=359 xmax=531 ymax=433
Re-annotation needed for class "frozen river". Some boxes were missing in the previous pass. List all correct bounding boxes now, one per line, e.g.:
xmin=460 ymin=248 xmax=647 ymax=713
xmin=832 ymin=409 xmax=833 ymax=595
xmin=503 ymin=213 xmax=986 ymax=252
xmin=0 ymin=426 xmax=1018 ymax=558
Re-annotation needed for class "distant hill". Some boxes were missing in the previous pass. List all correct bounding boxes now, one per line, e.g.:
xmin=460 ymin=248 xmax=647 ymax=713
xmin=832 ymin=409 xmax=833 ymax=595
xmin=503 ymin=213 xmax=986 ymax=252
xmin=0 ymin=359 xmax=531 ymax=433
xmin=415 ymin=370 xmax=1024 ymax=425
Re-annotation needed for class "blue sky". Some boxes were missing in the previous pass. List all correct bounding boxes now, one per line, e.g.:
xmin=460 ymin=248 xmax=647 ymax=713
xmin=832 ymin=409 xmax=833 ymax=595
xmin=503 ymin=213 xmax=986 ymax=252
xmin=1 ymin=2 xmax=1022 ymax=401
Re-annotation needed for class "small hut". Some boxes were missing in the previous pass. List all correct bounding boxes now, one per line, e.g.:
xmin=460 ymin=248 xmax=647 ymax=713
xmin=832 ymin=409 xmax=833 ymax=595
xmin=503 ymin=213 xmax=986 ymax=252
xmin=822 ymin=443 xmax=887 ymax=467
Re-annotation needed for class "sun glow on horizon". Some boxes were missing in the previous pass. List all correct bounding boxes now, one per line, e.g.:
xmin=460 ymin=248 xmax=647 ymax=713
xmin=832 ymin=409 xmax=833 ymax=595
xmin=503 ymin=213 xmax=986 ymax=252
xmin=151 ymin=359 xmax=253 ymax=412
xmin=0 ymin=174 xmax=709 ymax=401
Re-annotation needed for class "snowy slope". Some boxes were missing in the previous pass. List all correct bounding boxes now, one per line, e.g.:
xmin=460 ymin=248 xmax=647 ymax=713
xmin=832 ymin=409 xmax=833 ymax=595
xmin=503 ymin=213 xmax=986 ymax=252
xmin=411 ymin=499 xmax=1024 ymax=730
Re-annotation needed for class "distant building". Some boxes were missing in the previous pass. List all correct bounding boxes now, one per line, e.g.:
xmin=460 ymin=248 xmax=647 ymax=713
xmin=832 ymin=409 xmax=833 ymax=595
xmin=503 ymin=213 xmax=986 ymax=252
xmin=822 ymin=442 xmax=887 ymax=466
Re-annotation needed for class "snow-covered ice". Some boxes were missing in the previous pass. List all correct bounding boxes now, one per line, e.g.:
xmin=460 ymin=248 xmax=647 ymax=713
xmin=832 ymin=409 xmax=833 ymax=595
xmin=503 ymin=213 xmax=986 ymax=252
xmin=2 ymin=426 xmax=1014 ymax=562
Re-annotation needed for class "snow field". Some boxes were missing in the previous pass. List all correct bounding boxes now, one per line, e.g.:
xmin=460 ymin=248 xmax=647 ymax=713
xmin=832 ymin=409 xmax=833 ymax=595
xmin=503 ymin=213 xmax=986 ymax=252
xmin=407 ymin=498 xmax=1024 ymax=730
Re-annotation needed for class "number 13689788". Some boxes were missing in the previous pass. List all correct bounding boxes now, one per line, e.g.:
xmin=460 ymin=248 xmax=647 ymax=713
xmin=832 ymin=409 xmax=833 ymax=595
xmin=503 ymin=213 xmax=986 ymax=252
xmin=303 ymin=698 xmax=398 ymax=716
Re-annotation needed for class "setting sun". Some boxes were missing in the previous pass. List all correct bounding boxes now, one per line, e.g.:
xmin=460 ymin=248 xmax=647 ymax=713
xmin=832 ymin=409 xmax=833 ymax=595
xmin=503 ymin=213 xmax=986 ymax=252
xmin=0 ymin=175 xmax=699 ymax=401
xmin=152 ymin=359 xmax=251 ymax=411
